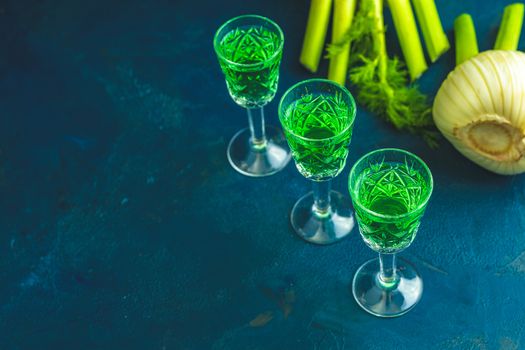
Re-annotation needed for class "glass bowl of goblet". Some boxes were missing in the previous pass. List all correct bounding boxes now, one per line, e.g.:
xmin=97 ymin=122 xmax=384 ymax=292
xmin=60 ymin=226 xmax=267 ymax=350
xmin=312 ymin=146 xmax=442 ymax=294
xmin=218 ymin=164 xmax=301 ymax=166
xmin=278 ymin=79 xmax=357 ymax=245
xmin=348 ymin=148 xmax=433 ymax=317
xmin=213 ymin=14 xmax=291 ymax=177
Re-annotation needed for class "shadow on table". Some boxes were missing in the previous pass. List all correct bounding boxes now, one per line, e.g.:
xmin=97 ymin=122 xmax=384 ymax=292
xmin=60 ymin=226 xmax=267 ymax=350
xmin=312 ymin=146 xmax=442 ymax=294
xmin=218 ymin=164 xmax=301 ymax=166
xmin=306 ymin=280 xmax=372 ymax=348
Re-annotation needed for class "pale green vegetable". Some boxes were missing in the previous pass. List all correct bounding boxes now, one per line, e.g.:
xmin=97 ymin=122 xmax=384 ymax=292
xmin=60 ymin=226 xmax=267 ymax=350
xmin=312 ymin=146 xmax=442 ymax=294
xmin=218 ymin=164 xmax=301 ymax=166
xmin=300 ymin=0 xmax=333 ymax=72
xmin=433 ymin=50 xmax=525 ymax=175
xmin=386 ymin=0 xmax=428 ymax=80
xmin=328 ymin=0 xmax=357 ymax=85
xmin=494 ymin=3 xmax=524 ymax=50
xmin=454 ymin=14 xmax=479 ymax=66
xmin=411 ymin=0 xmax=450 ymax=63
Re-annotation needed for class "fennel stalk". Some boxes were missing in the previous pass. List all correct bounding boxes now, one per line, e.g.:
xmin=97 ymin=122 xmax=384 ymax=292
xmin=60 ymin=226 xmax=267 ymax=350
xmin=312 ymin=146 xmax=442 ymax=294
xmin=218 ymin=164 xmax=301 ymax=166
xmin=387 ymin=0 xmax=428 ymax=80
xmin=412 ymin=0 xmax=450 ymax=63
xmin=300 ymin=0 xmax=333 ymax=72
xmin=328 ymin=0 xmax=357 ymax=85
xmin=494 ymin=3 xmax=524 ymax=50
xmin=454 ymin=14 xmax=479 ymax=66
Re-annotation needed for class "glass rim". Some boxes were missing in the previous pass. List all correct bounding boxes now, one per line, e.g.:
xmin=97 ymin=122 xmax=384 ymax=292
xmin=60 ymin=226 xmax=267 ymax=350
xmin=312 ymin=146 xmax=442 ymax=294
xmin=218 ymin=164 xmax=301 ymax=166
xmin=348 ymin=148 xmax=434 ymax=220
xmin=213 ymin=14 xmax=284 ymax=69
xmin=278 ymin=78 xmax=357 ymax=142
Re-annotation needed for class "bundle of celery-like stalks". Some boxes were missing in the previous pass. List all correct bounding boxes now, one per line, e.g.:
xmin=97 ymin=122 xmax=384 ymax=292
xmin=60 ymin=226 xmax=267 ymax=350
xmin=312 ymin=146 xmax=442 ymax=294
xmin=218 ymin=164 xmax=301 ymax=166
xmin=300 ymin=0 xmax=450 ymax=145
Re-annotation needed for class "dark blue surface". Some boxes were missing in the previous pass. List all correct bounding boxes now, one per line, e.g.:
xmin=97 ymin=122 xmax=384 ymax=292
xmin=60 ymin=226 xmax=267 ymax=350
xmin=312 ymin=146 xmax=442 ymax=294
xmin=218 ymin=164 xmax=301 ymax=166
xmin=1 ymin=0 xmax=525 ymax=349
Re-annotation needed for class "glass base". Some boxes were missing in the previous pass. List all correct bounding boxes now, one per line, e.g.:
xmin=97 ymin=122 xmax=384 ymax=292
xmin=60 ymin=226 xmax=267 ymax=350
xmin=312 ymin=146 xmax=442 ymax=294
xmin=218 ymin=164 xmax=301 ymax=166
xmin=290 ymin=191 xmax=355 ymax=245
xmin=227 ymin=126 xmax=291 ymax=177
xmin=352 ymin=257 xmax=423 ymax=317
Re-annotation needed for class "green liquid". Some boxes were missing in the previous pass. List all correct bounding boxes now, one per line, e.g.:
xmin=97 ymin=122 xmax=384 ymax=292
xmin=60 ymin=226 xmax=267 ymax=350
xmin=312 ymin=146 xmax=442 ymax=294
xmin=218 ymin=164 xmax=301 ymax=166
xmin=282 ymin=93 xmax=353 ymax=180
xmin=217 ymin=26 xmax=281 ymax=108
xmin=354 ymin=162 xmax=429 ymax=252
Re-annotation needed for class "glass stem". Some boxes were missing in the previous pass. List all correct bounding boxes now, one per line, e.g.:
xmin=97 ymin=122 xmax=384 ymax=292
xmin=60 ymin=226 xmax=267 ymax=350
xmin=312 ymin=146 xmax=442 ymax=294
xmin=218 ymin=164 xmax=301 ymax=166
xmin=247 ymin=107 xmax=267 ymax=149
xmin=312 ymin=179 xmax=331 ymax=218
xmin=378 ymin=253 xmax=400 ymax=289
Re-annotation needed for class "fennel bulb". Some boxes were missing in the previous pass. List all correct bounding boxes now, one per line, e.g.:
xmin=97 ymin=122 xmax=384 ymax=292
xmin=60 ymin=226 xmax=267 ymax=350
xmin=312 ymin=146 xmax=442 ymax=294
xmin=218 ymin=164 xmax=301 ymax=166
xmin=433 ymin=50 xmax=525 ymax=175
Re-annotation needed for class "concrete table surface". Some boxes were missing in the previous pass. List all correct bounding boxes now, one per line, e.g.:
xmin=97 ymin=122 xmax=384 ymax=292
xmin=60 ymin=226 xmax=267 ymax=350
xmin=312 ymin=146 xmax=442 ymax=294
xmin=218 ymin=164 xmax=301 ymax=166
xmin=1 ymin=0 xmax=525 ymax=349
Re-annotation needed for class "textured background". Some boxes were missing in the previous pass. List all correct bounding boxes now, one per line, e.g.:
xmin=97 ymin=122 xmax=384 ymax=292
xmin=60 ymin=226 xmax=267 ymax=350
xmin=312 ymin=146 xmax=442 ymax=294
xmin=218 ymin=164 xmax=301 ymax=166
xmin=1 ymin=0 xmax=525 ymax=349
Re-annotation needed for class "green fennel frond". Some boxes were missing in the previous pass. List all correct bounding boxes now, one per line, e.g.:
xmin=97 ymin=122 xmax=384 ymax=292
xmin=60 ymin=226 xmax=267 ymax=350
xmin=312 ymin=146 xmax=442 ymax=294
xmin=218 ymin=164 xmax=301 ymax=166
xmin=350 ymin=57 xmax=438 ymax=146
xmin=326 ymin=0 xmax=439 ymax=147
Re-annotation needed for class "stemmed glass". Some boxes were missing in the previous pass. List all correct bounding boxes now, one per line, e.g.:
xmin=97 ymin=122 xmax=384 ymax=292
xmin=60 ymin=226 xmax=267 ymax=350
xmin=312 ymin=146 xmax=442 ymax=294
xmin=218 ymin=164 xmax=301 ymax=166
xmin=348 ymin=148 xmax=433 ymax=317
xmin=213 ymin=15 xmax=291 ymax=177
xmin=278 ymin=79 xmax=356 ymax=244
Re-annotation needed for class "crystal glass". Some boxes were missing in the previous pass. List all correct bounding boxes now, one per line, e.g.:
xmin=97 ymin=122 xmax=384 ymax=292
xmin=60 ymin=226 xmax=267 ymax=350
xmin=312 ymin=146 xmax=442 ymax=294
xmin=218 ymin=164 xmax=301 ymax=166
xmin=213 ymin=14 xmax=291 ymax=177
xmin=279 ymin=79 xmax=356 ymax=244
xmin=348 ymin=148 xmax=433 ymax=317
